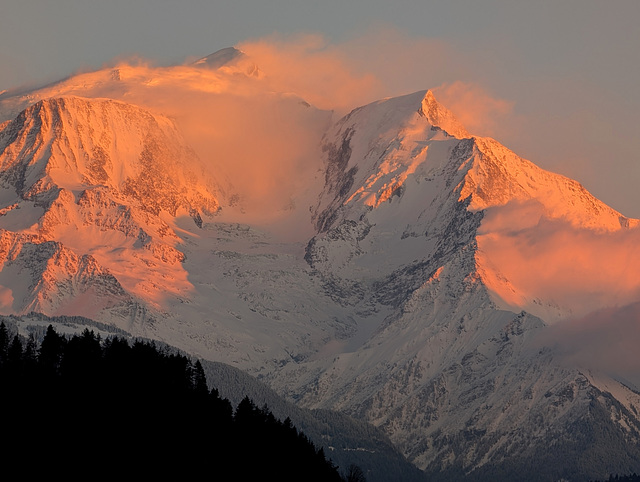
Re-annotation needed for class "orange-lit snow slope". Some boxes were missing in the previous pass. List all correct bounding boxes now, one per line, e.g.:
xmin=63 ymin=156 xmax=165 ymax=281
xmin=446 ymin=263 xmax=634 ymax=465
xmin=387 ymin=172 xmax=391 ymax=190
xmin=311 ymin=88 xmax=640 ymax=325
xmin=470 ymin=138 xmax=640 ymax=322
xmin=0 ymin=48 xmax=638 ymax=336
xmin=0 ymin=95 xmax=222 ymax=321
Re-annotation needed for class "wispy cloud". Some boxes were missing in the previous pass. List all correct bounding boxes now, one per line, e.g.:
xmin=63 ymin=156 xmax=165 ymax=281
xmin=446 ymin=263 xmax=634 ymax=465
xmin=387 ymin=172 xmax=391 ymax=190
xmin=236 ymin=33 xmax=382 ymax=114
xmin=432 ymin=81 xmax=515 ymax=139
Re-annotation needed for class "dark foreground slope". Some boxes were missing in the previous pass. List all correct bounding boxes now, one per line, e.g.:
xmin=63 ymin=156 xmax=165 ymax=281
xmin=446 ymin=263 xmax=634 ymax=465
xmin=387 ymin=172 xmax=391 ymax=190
xmin=0 ymin=323 xmax=343 ymax=481
xmin=0 ymin=316 xmax=425 ymax=481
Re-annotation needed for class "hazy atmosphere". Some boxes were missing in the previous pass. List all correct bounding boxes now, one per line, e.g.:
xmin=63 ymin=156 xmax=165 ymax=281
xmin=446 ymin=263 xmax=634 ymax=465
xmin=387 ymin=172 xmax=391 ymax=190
xmin=2 ymin=0 xmax=639 ymax=218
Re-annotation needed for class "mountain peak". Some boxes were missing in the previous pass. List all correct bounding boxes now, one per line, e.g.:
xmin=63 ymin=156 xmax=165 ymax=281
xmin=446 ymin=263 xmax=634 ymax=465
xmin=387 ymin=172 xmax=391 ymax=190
xmin=193 ymin=47 xmax=262 ymax=77
xmin=419 ymin=90 xmax=470 ymax=139
xmin=0 ymin=95 xmax=222 ymax=220
xmin=193 ymin=47 xmax=245 ymax=68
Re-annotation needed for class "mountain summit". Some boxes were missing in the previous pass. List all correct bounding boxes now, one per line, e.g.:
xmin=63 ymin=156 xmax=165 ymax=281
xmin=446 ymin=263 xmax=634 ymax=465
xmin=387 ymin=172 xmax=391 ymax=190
xmin=193 ymin=47 xmax=262 ymax=77
xmin=420 ymin=89 xmax=470 ymax=138
xmin=1 ymin=54 xmax=639 ymax=481
xmin=0 ymin=95 xmax=223 ymax=322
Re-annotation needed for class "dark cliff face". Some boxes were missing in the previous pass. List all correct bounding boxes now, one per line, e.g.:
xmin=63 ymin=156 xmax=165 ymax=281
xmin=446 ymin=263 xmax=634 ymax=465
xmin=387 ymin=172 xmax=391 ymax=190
xmin=313 ymin=126 xmax=357 ymax=233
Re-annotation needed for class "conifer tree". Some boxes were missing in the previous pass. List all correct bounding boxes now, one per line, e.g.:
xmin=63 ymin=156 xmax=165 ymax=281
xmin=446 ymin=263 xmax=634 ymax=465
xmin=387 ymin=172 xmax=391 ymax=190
xmin=24 ymin=333 xmax=39 ymax=368
xmin=39 ymin=324 xmax=65 ymax=376
xmin=191 ymin=359 xmax=209 ymax=396
xmin=0 ymin=321 xmax=9 ymax=366
xmin=7 ymin=334 xmax=23 ymax=369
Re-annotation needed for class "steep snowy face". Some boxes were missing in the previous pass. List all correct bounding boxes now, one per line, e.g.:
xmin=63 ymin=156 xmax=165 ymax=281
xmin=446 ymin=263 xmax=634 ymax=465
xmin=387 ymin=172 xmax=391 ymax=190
xmin=192 ymin=47 xmax=262 ymax=78
xmin=462 ymin=136 xmax=635 ymax=230
xmin=0 ymin=96 xmax=225 ymax=326
xmin=311 ymin=89 xmax=640 ymax=322
xmin=0 ymin=229 xmax=133 ymax=319
xmin=465 ymin=137 xmax=640 ymax=320
xmin=309 ymin=90 xmax=489 ymax=321
xmin=0 ymin=96 xmax=221 ymax=217
xmin=313 ymin=90 xmax=469 ymax=233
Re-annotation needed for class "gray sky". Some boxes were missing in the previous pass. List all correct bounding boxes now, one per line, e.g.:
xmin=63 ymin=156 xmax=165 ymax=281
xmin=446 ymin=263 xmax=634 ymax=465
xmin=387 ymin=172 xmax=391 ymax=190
xmin=2 ymin=0 xmax=639 ymax=217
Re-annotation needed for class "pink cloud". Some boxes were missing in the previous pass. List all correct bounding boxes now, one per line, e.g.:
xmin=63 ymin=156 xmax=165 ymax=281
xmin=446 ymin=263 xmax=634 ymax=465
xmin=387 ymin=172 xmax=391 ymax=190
xmin=478 ymin=200 xmax=640 ymax=318
xmin=236 ymin=33 xmax=382 ymax=114
xmin=432 ymin=81 xmax=515 ymax=138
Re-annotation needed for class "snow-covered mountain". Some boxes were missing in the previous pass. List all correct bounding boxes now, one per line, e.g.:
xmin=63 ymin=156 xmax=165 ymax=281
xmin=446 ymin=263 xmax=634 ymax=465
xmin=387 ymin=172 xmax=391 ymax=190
xmin=284 ymin=89 xmax=640 ymax=479
xmin=0 ymin=95 xmax=225 ymax=328
xmin=1 ymin=49 xmax=639 ymax=481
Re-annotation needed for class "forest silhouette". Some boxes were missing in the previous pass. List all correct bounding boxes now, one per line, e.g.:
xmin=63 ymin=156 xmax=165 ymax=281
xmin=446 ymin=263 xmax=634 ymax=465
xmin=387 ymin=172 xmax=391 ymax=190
xmin=0 ymin=323 xmax=353 ymax=480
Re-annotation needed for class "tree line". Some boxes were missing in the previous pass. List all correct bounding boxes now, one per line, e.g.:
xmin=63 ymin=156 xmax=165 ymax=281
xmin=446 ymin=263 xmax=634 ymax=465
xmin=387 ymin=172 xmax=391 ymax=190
xmin=0 ymin=323 xmax=363 ymax=480
xmin=590 ymin=476 xmax=640 ymax=482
